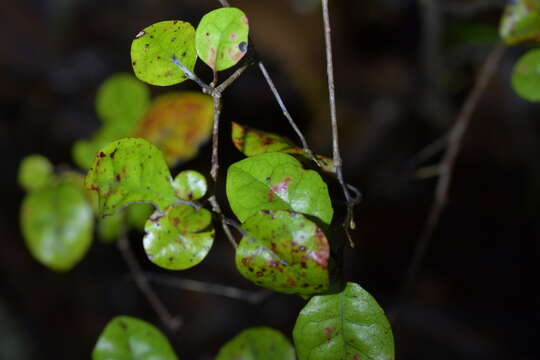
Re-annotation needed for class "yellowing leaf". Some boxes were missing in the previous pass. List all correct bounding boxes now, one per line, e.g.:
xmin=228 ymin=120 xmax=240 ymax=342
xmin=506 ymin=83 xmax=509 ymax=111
xmin=133 ymin=92 xmax=213 ymax=166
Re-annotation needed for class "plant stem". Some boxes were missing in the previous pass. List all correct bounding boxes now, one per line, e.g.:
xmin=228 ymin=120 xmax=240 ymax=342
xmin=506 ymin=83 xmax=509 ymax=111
xmin=144 ymin=272 xmax=270 ymax=304
xmin=117 ymin=228 xmax=181 ymax=332
xmin=395 ymin=43 xmax=506 ymax=311
xmin=321 ymin=0 xmax=355 ymax=246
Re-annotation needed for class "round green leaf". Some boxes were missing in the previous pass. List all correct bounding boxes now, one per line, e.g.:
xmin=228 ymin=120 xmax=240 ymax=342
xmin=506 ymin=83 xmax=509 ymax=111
xmin=92 ymin=316 xmax=178 ymax=360
xmin=499 ymin=0 xmax=540 ymax=45
xmin=97 ymin=211 xmax=123 ymax=243
xmin=85 ymin=138 xmax=178 ymax=216
xmin=216 ymin=327 xmax=295 ymax=360
xmin=20 ymin=182 xmax=94 ymax=272
xmin=195 ymin=8 xmax=249 ymax=71
xmin=96 ymin=73 xmax=150 ymax=127
xmin=18 ymin=154 xmax=54 ymax=192
xmin=293 ymin=282 xmax=395 ymax=360
xmin=226 ymin=152 xmax=333 ymax=226
xmin=236 ymin=210 xmax=329 ymax=295
xmin=143 ymin=204 xmax=214 ymax=270
xmin=131 ymin=20 xmax=197 ymax=86
xmin=512 ymin=49 xmax=540 ymax=102
xmin=172 ymin=170 xmax=207 ymax=201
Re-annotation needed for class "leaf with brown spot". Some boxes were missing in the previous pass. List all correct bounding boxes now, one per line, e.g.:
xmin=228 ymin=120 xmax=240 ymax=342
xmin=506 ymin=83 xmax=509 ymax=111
xmin=293 ymin=282 xmax=395 ymax=360
xmin=143 ymin=204 xmax=214 ymax=270
xmin=236 ymin=210 xmax=329 ymax=295
xmin=133 ymin=92 xmax=213 ymax=166
xmin=231 ymin=122 xmax=336 ymax=173
xmin=85 ymin=138 xmax=178 ymax=216
xmin=195 ymin=8 xmax=249 ymax=71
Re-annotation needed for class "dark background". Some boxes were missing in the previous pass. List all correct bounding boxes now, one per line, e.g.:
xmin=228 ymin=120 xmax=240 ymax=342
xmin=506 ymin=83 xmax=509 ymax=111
xmin=1 ymin=0 xmax=539 ymax=359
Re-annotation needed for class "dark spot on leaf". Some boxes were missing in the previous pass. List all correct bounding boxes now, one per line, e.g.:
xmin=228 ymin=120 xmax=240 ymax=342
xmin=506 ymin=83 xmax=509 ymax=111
xmin=119 ymin=321 xmax=128 ymax=329
xmin=98 ymin=152 xmax=106 ymax=158
xmin=206 ymin=32 xmax=210 ymax=36
xmin=324 ymin=326 xmax=335 ymax=342
xmin=302 ymin=283 xmax=309 ymax=287
xmin=169 ymin=257 xmax=174 ymax=261
xmin=182 ymin=51 xmax=186 ymax=57
xmin=256 ymin=271 xmax=264 ymax=277
xmin=353 ymin=354 xmax=361 ymax=360
xmin=238 ymin=42 xmax=248 ymax=52
xmin=171 ymin=37 xmax=177 ymax=42
xmin=132 ymin=61 xmax=136 ymax=66
xmin=115 ymin=174 xmax=121 ymax=183
xmin=110 ymin=148 xmax=117 ymax=159
xmin=172 ymin=20 xmax=178 ymax=24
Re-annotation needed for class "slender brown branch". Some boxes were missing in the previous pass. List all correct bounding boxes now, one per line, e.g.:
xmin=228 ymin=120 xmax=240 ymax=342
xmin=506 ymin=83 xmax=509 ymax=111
xmin=257 ymin=62 xmax=320 ymax=165
xmin=396 ymin=43 xmax=506 ymax=308
xmin=321 ymin=0 xmax=356 ymax=246
xmin=117 ymin=228 xmax=182 ymax=332
xmin=144 ymin=272 xmax=271 ymax=304
xmin=209 ymin=195 xmax=238 ymax=248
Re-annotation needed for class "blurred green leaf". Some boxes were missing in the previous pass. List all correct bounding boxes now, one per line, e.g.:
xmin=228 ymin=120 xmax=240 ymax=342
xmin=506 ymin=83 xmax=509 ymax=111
xmin=143 ymin=204 xmax=214 ymax=270
xmin=293 ymin=282 xmax=395 ymax=360
xmin=133 ymin=92 xmax=213 ymax=166
xmin=20 ymin=182 xmax=93 ymax=272
xmin=85 ymin=138 xmax=178 ymax=217
xmin=236 ymin=210 xmax=329 ymax=295
xmin=73 ymin=74 xmax=150 ymax=170
xmin=512 ymin=48 xmax=540 ymax=101
xmin=226 ymin=152 xmax=333 ymax=226
xmin=92 ymin=316 xmax=178 ymax=360
xmin=216 ymin=327 xmax=295 ymax=360
xmin=500 ymin=0 xmax=540 ymax=45
xmin=18 ymin=154 xmax=54 ymax=192
xmin=196 ymin=8 xmax=249 ymax=71
xmin=131 ymin=20 xmax=197 ymax=86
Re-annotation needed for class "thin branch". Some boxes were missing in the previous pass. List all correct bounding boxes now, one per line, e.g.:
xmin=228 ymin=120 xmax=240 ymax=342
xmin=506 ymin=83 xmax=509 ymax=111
xmin=216 ymin=63 xmax=250 ymax=93
xmin=210 ymin=95 xmax=222 ymax=181
xmin=171 ymin=56 xmax=213 ymax=94
xmin=258 ymin=62 xmax=320 ymax=166
xmin=144 ymin=272 xmax=271 ymax=304
xmin=117 ymin=228 xmax=182 ymax=332
xmin=396 ymin=43 xmax=506 ymax=308
xmin=321 ymin=0 xmax=356 ymax=246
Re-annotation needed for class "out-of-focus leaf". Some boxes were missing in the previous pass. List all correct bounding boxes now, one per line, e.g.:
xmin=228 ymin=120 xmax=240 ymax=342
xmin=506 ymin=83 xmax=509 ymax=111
xmin=127 ymin=203 xmax=155 ymax=231
xmin=172 ymin=170 xmax=207 ymax=201
xmin=216 ymin=327 xmax=295 ymax=360
xmin=73 ymin=74 xmax=150 ymax=170
xmin=133 ymin=93 xmax=213 ymax=166
xmin=143 ymin=204 xmax=214 ymax=270
xmin=226 ymin=152 xmax=333 ymax=226
xmin=500 ymin=0 xmax=540 ymax=45
xmin=20 ymin=182 xmax=93 ymax=272
xmin=293 ymin=282 xmax=395 ymax=360
xmin=231 ymin=122 xmax=336 ymax=173
xmin=512 ymin=48 xmax=540 ymax=101
xmin=98 ymin=203 xmax=154 ymax=243
xmin=18 ymin=155 xmax=54 ymax=192
xmin=236 ymin=210 xmax=329 ymax=295
xmin=196 ymin=8 xmax=249 ymax=71
xmin=96 ymin=73 xmax=150 ymax=128
xmin=92 ymin=316 xmax=178 ymax=360
xmin=85 ymin=138 xmax=177 ymax=216
xmin=131 ymin=20 xmax=197 ymax=86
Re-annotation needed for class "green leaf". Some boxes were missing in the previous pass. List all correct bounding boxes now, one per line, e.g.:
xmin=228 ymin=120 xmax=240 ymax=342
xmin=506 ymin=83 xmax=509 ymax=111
xmin=231 ymin=122 xmax=336 ymax=173
xmin=96 ymin=73 xmax=150 ymax=128
xmin=18 ymin=155 xmax=54 ymax=192
xmin=20 ymin=182 xmax=94 ymax=272
xmin=133 ymin=92 xmax=214 ymax=166
xmin=195 ymin=8 xmax=249 ymax=71
xmin=92 ymin=316 xmax=178 ymax=360
xmin=236 ymin=210 xmax=329 ymax=295
xmin=293 ymin=282 xmax=395 ymax=360
xmin=131 ymin=20 xmax=197 ymax=86
xmin=98 ymin=203 xmax=154 ymax=243
xmin=512 ymin=48 xmax=540 ymax=101
xmin=73 ymin=74 xmax=150 ymax=170
xmin=143 ymin=204 xmax=214 ymax=270
xmin=500 ymin=0 xmax=540 ymax=45
xmin=127 ymin=203 xmax=155 ymax=231
xmin=85 ymin=138 xmax=178 ymax=217
xmin=226 ymin=152 xmax=333 ymax=226
xmin=216 ymin=327 xmax=295 ymax=360
xmin=172 ymin=170 xmax=207 ymax=201
xmin=97 ymin=211 xmax=123 ymax=243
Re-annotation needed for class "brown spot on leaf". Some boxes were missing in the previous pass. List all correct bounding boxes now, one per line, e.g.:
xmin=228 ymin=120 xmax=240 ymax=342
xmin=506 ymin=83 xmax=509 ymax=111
xmin=324 ymin=326 xmax=335 ymax=342
xmin=98 ymin=152 xmax=106 ymax=158
xmin=268 ymin=177 xmax=291 ymax=201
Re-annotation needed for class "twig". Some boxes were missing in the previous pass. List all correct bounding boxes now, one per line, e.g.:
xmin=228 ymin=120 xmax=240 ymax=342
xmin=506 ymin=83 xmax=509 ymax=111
xmin=209 ymin=195 xmax=238 ymax=248
xmin=396 ymin=43 xmax=506 ymax=308
xmin=172 ymin=55 xmax=213 ymax=94
xmin=257 ymin=62 xmax=321 ymax=166
xmin=117 ymin=228 xmax=182 ymax=332
xmin=210 ymin=94 xmax=222 ymax=181
xmin=144 ymin=273 xmax=271 ymax=304
xmin=321 ymin=0 xmax=356 ymax=246
xmin=410 ymin=133 xmax=449 ymax=167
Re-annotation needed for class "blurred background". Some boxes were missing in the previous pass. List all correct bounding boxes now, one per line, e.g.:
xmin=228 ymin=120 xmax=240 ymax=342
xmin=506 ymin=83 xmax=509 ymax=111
xmin=1 ymin=0 xmax=539 ymax=359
